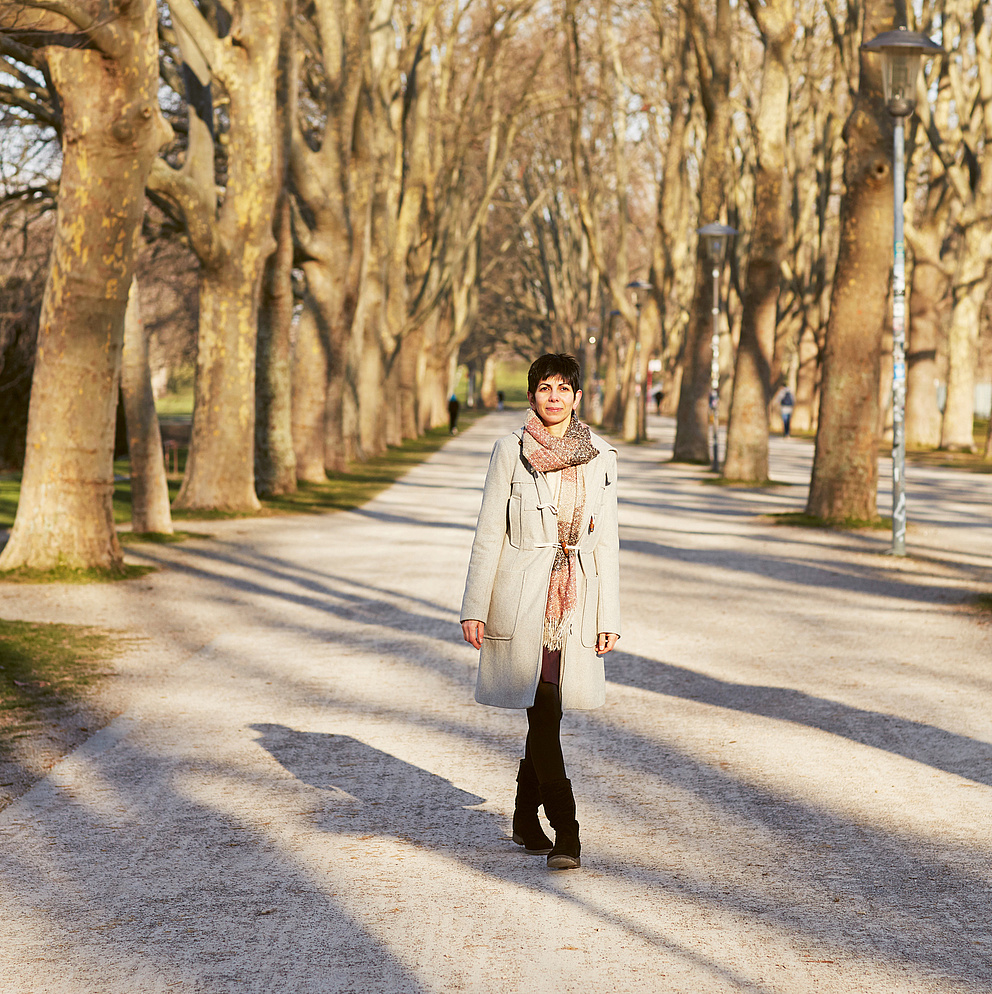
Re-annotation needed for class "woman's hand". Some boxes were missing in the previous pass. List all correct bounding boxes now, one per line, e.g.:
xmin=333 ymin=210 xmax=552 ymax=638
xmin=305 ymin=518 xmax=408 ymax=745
xmin=596 ymin=633 xmax=619 ymax=654
xmin=462 ymin=620 xmax=485 ymax=649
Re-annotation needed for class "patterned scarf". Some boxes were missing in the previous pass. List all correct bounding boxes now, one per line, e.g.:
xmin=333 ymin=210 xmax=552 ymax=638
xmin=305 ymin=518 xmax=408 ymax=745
xmin=521 ymin=411 xmax=598 ymax=649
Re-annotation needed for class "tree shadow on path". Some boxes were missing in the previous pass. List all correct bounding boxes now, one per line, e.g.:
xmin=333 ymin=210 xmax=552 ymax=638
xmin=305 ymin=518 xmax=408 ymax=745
xmin=606 ymin=650 xmax=992 ymax=787
xmin=251 ymin=722 xmax=992 ymax=992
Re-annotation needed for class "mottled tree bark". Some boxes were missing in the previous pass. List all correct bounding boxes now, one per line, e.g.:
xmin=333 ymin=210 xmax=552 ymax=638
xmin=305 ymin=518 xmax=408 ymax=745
xmin=673 ymin=0 xmax=734 ymax=463
xmin=0 ymin=0 xmax=171 ymax=570
xmin=149 ymin=0 xmax=285 ymax=511
xmin=806 ymin=1 xmax=897 ymax=522
xmin=940 ymin=254 xmax=984 ymax=451
xmin=292 ymin=287 xmax=332 ymax=481
xmin=255 ymin=18 xmax=297 ymax=497
xmin=905 ymin=254 xmax=944 ymax=448
xmin=723 ymin=0 xmax=792 ymax=481
xmin=937 ymin=0 xmax=992 ymax=451
xmin=122 ymin=277 xmax=173 ymax=535
xmin=255 ymin=192 xmax=297 ymax=496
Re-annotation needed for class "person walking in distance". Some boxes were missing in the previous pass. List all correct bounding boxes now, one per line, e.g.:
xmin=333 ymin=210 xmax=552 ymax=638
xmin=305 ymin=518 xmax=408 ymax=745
xmin=448 ymin=393 xmax=460 ymax=434
xmin=779 ymin=387 xmax=795 ymax=437
xmin=460 ymin=353 xmax=621 ymax=870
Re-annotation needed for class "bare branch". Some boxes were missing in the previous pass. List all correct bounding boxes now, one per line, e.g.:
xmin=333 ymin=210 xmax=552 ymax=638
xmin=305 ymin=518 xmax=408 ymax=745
xmin=0 ymin=83 xmax=59 ymax=127
xmin=1 ymin=0 xmax=124 ymax=58
xmin=165 ymin=0 xmax=227 ymax=81
xmin=147 ymin=157 xmax=221 ymax=265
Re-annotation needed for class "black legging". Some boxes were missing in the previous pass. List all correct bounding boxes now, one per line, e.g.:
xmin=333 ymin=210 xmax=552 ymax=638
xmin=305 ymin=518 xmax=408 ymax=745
xmin=525 ymin=680 xmax=566 ymax=784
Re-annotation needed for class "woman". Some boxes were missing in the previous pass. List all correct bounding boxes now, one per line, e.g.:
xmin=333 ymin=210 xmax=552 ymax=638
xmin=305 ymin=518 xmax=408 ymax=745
xmin=460 ymin=353 xmax=620 ymax=870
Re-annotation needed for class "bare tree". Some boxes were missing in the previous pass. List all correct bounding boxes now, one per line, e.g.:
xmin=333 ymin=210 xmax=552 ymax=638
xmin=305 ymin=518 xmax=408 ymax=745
xmin=0 ymin=0 xmax=171 ymax=570
xmin=122 ymin=277 xmax=174 ymax=535
xmin=673 ymin=0 xmax=735 ymax=462
xmin=934 ymin=0 xmax=992 ymax=451
xmin=255 ymin=18 xmax=298 ymax=497
xmin=806 ymin=0 xmax=897 ymax=522
xmin=723 ymin=0 xmax=793 ymax=481
xmin=149 ymin=0 xmax=286 ymax=511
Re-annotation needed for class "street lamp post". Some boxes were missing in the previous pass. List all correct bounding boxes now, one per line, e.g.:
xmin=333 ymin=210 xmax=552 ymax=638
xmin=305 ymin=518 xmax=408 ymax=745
xmin=697 ymin=223 xmax=737 ymax=472
xmin=862 ymin=26 xmax=943 ymax=556
xmin=626 ymin=279 xmax=652 ymax=441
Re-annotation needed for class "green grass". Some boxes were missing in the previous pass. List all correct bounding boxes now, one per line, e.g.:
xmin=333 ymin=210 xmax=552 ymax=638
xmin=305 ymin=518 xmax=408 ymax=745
xmin=769 ymin=511 xmax=891 ymax=531
xmin=0 ymin=619 xmax=124 ymax=716
xmin=974 ymin=593 xmax=992 ymax=614
xmin=2 ymin=410 xmax=486 ymax=540
xmin=0 ymin=474 xmax=18 ymax=529
xmin=118 ymin=530 xmax=211 ymax=545
xmin=154 ymin=388 xmax=195 ymax=417
xmin=0 ymin=564 xmax=155 ymax=584
xmin=0 ymin=618 xmax=129 ymax=752
xmin=493 ymin=357 xmax=531 ymax=405
xmin=703 ymin=477 xmax=791 ymax=488
xmin=155 ymin=365 xmax=195 ymax=417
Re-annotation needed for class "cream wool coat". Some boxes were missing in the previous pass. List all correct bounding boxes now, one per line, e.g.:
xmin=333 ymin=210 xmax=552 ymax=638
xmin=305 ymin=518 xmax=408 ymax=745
xmin=460 ymin=427 xmax=621 ymax=710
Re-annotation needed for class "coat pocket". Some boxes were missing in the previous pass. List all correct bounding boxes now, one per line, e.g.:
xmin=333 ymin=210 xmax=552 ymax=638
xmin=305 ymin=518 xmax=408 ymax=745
xmin=508 ymin=492 xmax=546 ymax=549
xmin=485 ymin=568 xmax=525 ymax=640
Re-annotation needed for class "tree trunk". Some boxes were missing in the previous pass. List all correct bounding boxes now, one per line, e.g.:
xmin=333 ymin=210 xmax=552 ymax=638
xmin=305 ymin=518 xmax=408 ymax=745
xmin=806 ymin=1 xmax=896 ymax=522
xmin=255 ymin=192 xmax=297 ymax=496
xmin=792 ymin=323 xmax=819 ymax=434
xmin=905 ymin=257 xmax=944 ymax=448
xmin=122 ymin=277 xmax=173 ymax=535
xmin=673 ymin=0 xmax=734 ymax=463
xmin=151 ymin=0 xmax=283 ymax=512
xmin=940 ymin=270 xmax=983 ymax=451
xmin=723 ymin=0 xmax=792 ymax=482
xmin=254 ymin=17 xmax=297 ymax=497
xmin=397 ymin=328 xmax=421 ymax=437
xmin=601 ymin=323 xmax=620 ymax=428
xmin=292 ymin=290 xmax=330 ymax=482
xmin=0 ymin=8 xmax=171 ymax=571
xmin=480 ymin=353 xmax=498 ymax=409
xmin=357 ymin=330 xmax=388 ymax=459
xmin=937 ymin=0 xmax=992 ymax=452
xmin=176 ymin=270 xmax=264 ymax=511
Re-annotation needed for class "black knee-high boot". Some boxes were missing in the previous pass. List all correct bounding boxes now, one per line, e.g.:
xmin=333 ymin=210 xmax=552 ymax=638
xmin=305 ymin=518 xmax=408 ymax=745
xmin=511 ymin=758 xmax=553 ymax=854
xmin=540 ymin=777 xmax=580 ymax=869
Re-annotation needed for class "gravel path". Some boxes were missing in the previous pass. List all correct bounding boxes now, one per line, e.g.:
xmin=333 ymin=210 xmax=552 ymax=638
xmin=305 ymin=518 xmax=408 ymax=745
xmin=1 ymin=411 xmax=990 ymax=994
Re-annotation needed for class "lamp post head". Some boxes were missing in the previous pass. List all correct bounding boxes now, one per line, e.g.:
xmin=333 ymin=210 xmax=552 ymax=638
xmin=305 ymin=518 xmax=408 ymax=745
xmin=862 ymin=27 xmax=944 ymax=117
xmin=697 ymin=223 xmax=738 ymax=265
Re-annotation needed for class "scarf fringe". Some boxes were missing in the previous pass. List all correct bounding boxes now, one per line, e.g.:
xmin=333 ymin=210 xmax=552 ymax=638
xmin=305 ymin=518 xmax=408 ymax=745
xmin=543 ymin=611 xmax=572 ymax=652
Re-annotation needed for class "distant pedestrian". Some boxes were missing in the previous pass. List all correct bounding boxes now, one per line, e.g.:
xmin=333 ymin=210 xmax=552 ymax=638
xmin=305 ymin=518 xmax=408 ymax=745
xmin=497 ymin=390 xmax=505 ymax=411
xmin=652 ymin=386 xmax=664 ymax=415
xmin=461 ymin=353 xmax=621 ymax=871
xmin=448 ymin=394 xmax=460 ymax=434
xmin=779 ymin=388 xmax=794 ymax=437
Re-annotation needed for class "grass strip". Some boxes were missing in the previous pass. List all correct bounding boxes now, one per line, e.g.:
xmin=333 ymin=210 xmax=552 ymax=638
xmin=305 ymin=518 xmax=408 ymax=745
xmin=0 ymin=565 xmax=155 ymax=584
xmin=2 ymin=411 xmax=485 ymax=536
xmin=0 ymin=619 xmax=126 ymax=750
xmin=768 ymin=511 xmax=891 ymax=531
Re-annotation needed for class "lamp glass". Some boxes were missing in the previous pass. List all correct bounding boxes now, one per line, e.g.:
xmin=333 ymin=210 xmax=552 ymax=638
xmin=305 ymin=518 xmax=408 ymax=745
xmin=881 ymin=49 xmax=920 ymax=113
xmin=707 ymin=235 xmax=725 ymax=264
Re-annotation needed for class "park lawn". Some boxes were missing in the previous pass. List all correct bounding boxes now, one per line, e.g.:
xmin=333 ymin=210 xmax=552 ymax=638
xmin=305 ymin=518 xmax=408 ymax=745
xmin=0 ymin=619 xmax=126 ymax=753
xmin=0 ymin=410 xmax=487 ymax=533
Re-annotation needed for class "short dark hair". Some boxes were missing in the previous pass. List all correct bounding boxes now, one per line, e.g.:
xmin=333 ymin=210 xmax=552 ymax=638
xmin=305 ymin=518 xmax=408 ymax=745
xmin=527 ymin=353 xmax=581 ymax=396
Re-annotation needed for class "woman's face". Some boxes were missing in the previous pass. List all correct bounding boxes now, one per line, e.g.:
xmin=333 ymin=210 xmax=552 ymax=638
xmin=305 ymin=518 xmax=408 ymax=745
xmin=528 ymin=375 xmax=582 ymax=435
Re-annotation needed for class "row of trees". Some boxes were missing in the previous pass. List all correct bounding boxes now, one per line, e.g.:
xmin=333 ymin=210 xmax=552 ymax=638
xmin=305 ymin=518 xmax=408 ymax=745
xmin=0 ymin=0 xmax=989 ymax=572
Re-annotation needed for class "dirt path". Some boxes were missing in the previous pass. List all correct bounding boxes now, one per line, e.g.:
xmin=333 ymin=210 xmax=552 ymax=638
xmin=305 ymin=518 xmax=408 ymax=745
xmin=0 ymin=411 xmax=990 ymax=994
